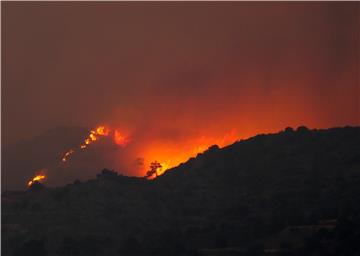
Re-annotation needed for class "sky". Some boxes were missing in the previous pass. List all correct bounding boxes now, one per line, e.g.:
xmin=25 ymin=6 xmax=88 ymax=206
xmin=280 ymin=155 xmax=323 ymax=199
xmin=2 ymin=2 xmax=360 ymax=186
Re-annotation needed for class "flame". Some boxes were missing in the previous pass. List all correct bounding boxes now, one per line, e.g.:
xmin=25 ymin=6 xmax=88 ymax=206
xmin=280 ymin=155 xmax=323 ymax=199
xmin=96 ymin=126 xmax=110 ymax=135
xmin=62 ymin=149 xmax=75 ymax=162
xmin=141 ymin=129 xmax=239 ymax=177
xmin=28 ymin=174 xmax=46 ymax=187
xmin=61 ymin=125 xmax=127 ymax=162
xmin=28 ymin=126 xmax=238 ymax=187
xmin=79 ymin=126 xmax=111 ymax=149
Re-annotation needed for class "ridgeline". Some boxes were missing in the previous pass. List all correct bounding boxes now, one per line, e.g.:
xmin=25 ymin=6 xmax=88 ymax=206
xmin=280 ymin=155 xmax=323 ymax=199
xmin=2 ymin=126 xmax=360 ymax=256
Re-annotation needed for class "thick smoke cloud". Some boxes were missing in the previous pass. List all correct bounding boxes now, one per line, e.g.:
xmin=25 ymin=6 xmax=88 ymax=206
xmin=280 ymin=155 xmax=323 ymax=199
xmin=2 ymin=3 xmax=359 ymax=188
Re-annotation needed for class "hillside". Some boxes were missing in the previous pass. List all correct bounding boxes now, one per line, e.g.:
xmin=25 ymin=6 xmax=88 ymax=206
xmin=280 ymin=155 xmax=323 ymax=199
xmin=2 ymin=126 xmax=89 ymax=190
xmin=2 ymin=126 xmax=128 ymax=190
xmin=2 ymin=126 xmax=360 ymax=256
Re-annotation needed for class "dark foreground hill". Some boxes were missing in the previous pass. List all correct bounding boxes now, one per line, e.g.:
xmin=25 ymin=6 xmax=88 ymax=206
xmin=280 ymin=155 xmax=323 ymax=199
xmin=2 ymin=126 xmax=360 ymax=256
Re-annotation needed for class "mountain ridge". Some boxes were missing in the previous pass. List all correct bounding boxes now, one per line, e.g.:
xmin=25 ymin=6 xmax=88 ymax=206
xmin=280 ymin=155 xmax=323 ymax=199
xmin=2 ymin=126 xmax=360 ymax=256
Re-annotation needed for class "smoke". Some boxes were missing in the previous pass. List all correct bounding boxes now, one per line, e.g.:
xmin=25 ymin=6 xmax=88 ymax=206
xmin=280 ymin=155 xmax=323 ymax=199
xmin=2 ymin=3 xmax=359 ymax=188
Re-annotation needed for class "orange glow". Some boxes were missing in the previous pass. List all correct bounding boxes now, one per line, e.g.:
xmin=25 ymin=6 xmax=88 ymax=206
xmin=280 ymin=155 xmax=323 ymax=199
xmin=89 ymin=133 xmax=97 ymax=141
xmin=79 ymin=126 xmax=112 ymax=149
xmin=28 ymin=174 xmax=46 ymax=187
xmin=140 ymin=129 xmax=239 ymax=177
xmin=114 ymin=130 xmax=128 ymax=146
xmin=34 ymin=126 xmax=239 ymax=187
xmin=96 ymin=126 xmax=110 ymax=136
xmin=62 ymin=125 xmax=128 ymax=163
xmin=192 ymin=145 xmax=208 ymax=155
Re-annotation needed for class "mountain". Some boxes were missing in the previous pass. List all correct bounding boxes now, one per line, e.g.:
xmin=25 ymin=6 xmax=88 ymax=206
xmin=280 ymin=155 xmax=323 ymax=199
xmin=2 ymin=126 xmax=360 ymax=256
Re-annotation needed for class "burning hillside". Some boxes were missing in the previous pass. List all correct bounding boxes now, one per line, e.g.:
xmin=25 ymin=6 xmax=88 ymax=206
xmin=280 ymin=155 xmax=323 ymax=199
xmin=25 ymin=125 xmax=239 ymax=187
xmin=4 ymin=126 xmax=360 ymax=256
xmin=27 ymin=173 xmax=46 ymax=187
xmin=61 ymin=126 xmax=128 ymax=162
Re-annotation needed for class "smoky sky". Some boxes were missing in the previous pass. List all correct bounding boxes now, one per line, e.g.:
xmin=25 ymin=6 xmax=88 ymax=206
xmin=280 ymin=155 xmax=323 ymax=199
xmin=2 ymin=2 xmax=360 ymax=147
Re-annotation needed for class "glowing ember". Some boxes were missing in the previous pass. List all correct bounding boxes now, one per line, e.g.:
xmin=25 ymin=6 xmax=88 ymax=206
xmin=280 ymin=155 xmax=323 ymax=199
xmin=62 ymin=149 xmax=75 ymax=162
xmin=28 ymin=174 xmax=46 ymax=187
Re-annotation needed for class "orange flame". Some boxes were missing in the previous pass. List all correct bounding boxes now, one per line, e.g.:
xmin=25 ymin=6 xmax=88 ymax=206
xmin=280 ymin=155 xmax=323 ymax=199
xmin=62 ymin=149 xmax=75 ymax=162
xmin=28 ymin=174 xmax=46 ymax=187
xmin=79 ymin=126 xmax=111 ymax=149
xmin=141 ymin=129 xmax=239 ymax=177
xmin=61 ymin=125 xmax=128 ymax=163
xmin=28 ymin=125 xmax=239 ymax=186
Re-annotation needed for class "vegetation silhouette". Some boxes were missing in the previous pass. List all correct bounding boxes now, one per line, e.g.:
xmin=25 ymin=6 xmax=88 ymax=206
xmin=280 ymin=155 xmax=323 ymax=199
xmin=145 ymin=161 xmax=162 ymax=178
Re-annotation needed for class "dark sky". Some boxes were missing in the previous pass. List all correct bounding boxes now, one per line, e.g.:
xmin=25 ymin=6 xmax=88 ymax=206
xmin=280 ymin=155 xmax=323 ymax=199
xmin=3 ymin=2 xmax=359 ymax=147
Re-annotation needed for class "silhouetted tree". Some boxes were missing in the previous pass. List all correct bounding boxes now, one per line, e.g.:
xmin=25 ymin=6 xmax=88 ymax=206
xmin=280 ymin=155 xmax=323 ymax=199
xmin=145 ymin=161 xmax=162 ymax=178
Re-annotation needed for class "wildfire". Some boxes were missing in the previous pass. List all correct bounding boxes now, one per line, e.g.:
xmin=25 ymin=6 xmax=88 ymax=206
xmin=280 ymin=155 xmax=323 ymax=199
xmin=79 ymin=126 xmax=111 ymax=149
xmin=28 ymin=174 xmax=46 ymax=187
xmin=27 ymin=125 xmax=239 ymax=187
xmin=61 ymin=125 xmax=127 ymax=162
xmin=141 ymin=129 xmax=239 ymax=177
